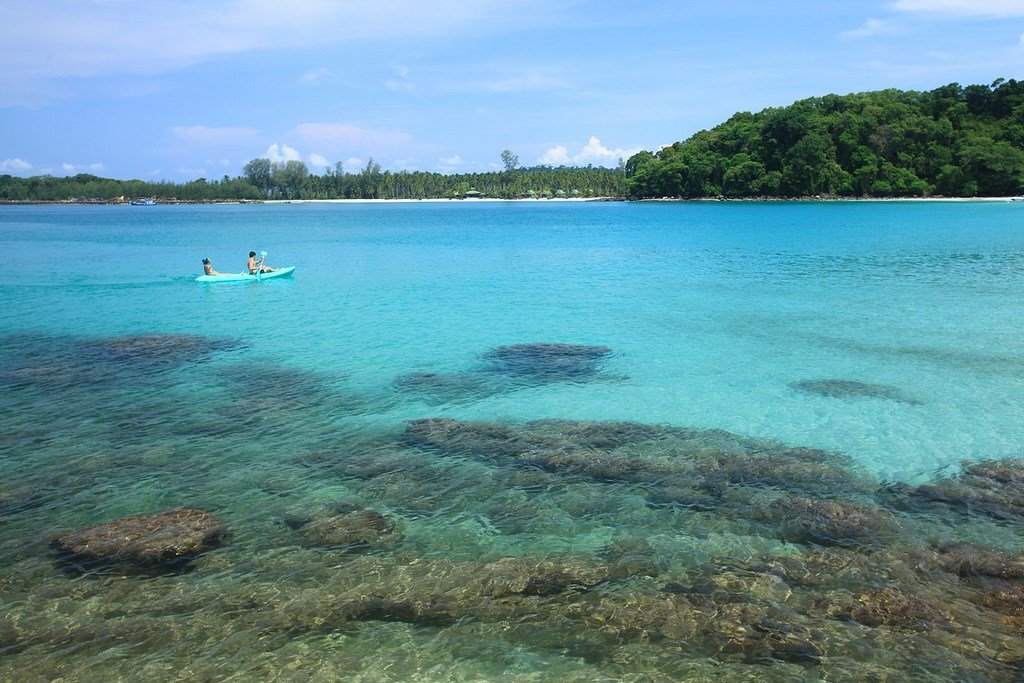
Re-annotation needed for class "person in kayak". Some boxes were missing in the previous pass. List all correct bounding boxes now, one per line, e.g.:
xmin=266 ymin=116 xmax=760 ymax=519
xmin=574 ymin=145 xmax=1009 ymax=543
xmin=202 ymin=258 xmax=224 ymax=276
xmin=247 ymin=251 xmax=276 ymax=274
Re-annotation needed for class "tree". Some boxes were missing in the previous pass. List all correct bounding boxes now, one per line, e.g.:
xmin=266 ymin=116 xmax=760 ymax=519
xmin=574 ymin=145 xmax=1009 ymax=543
xmin=243 ymin=158 xmax=273 ymax=196
xmin=500 ymin=149 xmax=520 ymax=171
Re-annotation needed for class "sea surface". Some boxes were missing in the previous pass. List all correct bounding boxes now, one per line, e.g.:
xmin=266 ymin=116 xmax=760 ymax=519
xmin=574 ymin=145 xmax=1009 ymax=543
xmin=2 ymin=201 xmax=1024 ymax=680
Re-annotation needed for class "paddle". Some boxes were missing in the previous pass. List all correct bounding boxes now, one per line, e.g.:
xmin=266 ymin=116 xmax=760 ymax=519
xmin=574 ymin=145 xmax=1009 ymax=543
xmin=257 ymin=250 xmax=268 ymax=281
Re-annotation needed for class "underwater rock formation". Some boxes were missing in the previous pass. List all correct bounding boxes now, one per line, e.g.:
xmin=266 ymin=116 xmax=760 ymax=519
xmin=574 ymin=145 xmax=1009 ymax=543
xmin=0 ymin=486 xmax=39 ymax=514
xmin=931 ymin=543 xmax=1024 ymax=580
xmin=393 ymin=371 xmax=500 ymax=402
xmin=51 ymin=508 xmax=229 ymax=570
xmin=823 ymin=585 xmax=948 ymax=631
xmin=401 ymin=417 xmax=872 ymax=504
xmin=1 ymin=332 xmax=242 ymax=391
xmin=284 ymin=502 xmax=402 ymax=551
xmin=86 ymin=333 xmax=241 ymax=366
xmin=760 ymin=497 xmax=900 ymax=547
xmin=791 ymin=379 xmax=921 ymax=404
xmin=882 ymin=458 xmax=1024 ymax=522
xmin=401 ymin=418 xmax=529 ymax=459
xmin=482 ymin=343 xmax=613 ymax=382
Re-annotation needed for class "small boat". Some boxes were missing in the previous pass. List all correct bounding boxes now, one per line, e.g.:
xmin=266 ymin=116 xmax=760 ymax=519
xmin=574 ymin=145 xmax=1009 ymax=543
xmin=195 ymin=266 xmax=296 ymax=283
xmin=130 ymin=199 xmax=156 ymax=206
xmin=1010 ymin=197 xmax=1023 ymax=203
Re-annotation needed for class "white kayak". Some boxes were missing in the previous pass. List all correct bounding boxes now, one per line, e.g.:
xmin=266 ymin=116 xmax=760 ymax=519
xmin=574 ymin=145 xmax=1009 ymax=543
xmin=195 ymin=266 xmax=295 ymax=283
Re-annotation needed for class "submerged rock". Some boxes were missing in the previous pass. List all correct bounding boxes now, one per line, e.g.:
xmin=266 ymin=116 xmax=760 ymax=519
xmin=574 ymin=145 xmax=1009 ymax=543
xmin=401 ymin=418 xmax=528 ymax=459
xmin=482 ymin=342 xmax=613 ymax=381
xmin=790 ymin=379 xmax=921 ymax=404
xmin=86 ymin=333 xmax=242 ymax=366
xmin=697 ymin=447 xmax=867 ymax=495
xmin=51 ymin=508 xmax=229 ymax=570
xmin=823 ymin=585 xmax=948 ymax=631
xmin=0 ymin=486 xmax=39 ymax=514
xmin=882 ymin=458 xmax=1024 ymax=522
xmin=284 ymin=502 xmax=402 ymax=551
xmin=1 ymin=332 xmax=242 ymax=391
xmin=332 ymin=597 xmax=461 ymax=627
xmin=400 ymin=417 xmax=873 ymax=500
xmin=931 ymin=543 xmax=1024 ymax=580
xmin=760 ymin=497 xmax=899 ymax=547
xmin=517 ymin=448 xmax=677 ymax=483
xmin=392 ymin=371 xmax=499 ymax=402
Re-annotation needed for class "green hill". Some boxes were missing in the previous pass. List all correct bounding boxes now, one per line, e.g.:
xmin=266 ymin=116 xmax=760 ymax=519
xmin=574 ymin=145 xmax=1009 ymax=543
xmin=625 ymin=79 xmax=1024 ymax=198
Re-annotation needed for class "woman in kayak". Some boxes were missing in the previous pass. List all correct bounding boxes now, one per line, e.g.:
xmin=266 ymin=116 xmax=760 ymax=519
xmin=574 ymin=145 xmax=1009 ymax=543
xmin=247 ymin=251 xmax=276 ymax=274
xmin=202 ymin=258 xmax=224 ymax=276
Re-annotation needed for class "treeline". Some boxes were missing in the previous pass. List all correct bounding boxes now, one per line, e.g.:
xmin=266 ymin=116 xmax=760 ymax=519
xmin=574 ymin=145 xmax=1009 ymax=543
xmin=0 ymin=160 xmax=625 ymax=202
xmin=0 ymin=175 xmax=262 ymax=202
xmin=626 ymin=79 xmax=1024 ymax=198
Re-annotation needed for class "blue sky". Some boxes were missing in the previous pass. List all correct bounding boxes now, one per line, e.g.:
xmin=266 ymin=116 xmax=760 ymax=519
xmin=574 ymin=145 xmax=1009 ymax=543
xmin=0 ymin=0 xmax=1021 ymax=180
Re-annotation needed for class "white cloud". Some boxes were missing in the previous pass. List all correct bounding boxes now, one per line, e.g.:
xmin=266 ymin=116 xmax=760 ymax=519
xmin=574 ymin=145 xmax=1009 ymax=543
xmin=177 ymin=167 xmax=207 ymax=177
xmin=298 ymin=67 xmax=331 ymax=85
xmin=308 ymin=152 xmax=329 ymax=167
xmin=842 ymin=18 xmax=899 ymax=39
xmin=263 ymin=144 xmax=302 ymax=163
xmin=291 ymin=122 xmax=412 ymax=150
xmin=344 ymin=157 xmax=364 ymax=172
xmin=539 ymin=137 xmax=640 ymax=167
xmin=438 ymin=154 xmax=463 ymax=166
xmin=0 ymin=157 xmax=31 ymax=172
xmin=171 ymin=125 xmax=258 ymax=144
xmin=538 ymin=145 xmax=570 ymax=165
xmin=61 ymin=161 xmax=104 ymax=173
xmin=891 ymin=0 xmax=1024 ymax=17
xmin=0 ymin=1 xmax=557 ymax=106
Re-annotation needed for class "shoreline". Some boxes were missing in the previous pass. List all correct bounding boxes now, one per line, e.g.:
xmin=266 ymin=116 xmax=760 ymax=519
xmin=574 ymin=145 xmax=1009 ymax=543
xmin=0 ymin=196 xmax=1019 ymax=206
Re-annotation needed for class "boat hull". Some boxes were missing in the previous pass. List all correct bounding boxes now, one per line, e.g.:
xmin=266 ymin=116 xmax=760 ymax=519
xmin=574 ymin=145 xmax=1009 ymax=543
xmin=195 ymin=266 xmax=295 ymax=283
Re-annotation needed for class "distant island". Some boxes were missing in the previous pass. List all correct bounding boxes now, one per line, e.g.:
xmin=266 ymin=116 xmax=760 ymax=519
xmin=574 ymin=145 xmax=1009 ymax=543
xmin=1 ymin=80 xmax=1021 ymax=203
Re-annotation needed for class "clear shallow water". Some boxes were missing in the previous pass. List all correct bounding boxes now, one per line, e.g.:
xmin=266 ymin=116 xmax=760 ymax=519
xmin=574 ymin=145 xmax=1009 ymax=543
xmin=3 ymin=201 xmax=1024 ymax=680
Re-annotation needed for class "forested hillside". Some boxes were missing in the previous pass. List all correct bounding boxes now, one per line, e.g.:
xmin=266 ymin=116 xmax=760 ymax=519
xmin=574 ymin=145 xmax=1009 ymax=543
xmin=626 ymin=79 xmax=1024 ymax=198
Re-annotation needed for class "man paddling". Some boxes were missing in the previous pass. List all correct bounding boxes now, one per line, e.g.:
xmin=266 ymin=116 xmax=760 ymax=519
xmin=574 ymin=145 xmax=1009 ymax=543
xmin=247 ymin=250 xmax=276 ymax=274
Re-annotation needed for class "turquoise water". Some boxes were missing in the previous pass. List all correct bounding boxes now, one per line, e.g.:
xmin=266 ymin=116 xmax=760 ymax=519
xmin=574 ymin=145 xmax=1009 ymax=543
xmin=3 ymin=201 xmax=1024 ymax=680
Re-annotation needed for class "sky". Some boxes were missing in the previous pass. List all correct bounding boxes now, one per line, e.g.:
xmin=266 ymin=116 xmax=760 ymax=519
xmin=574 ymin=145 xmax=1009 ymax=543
xmin=0 ymin=0 xmax=1022 ymax=180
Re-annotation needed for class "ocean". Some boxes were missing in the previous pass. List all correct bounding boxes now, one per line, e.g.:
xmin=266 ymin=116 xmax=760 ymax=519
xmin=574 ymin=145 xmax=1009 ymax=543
xmin=2 ymin=200 xmax=1024 ymax=680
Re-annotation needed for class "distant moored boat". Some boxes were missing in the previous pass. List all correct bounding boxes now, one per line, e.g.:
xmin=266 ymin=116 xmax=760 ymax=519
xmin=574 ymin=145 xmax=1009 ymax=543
xmin=129 ymin=198 xmax=156 ymax=206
